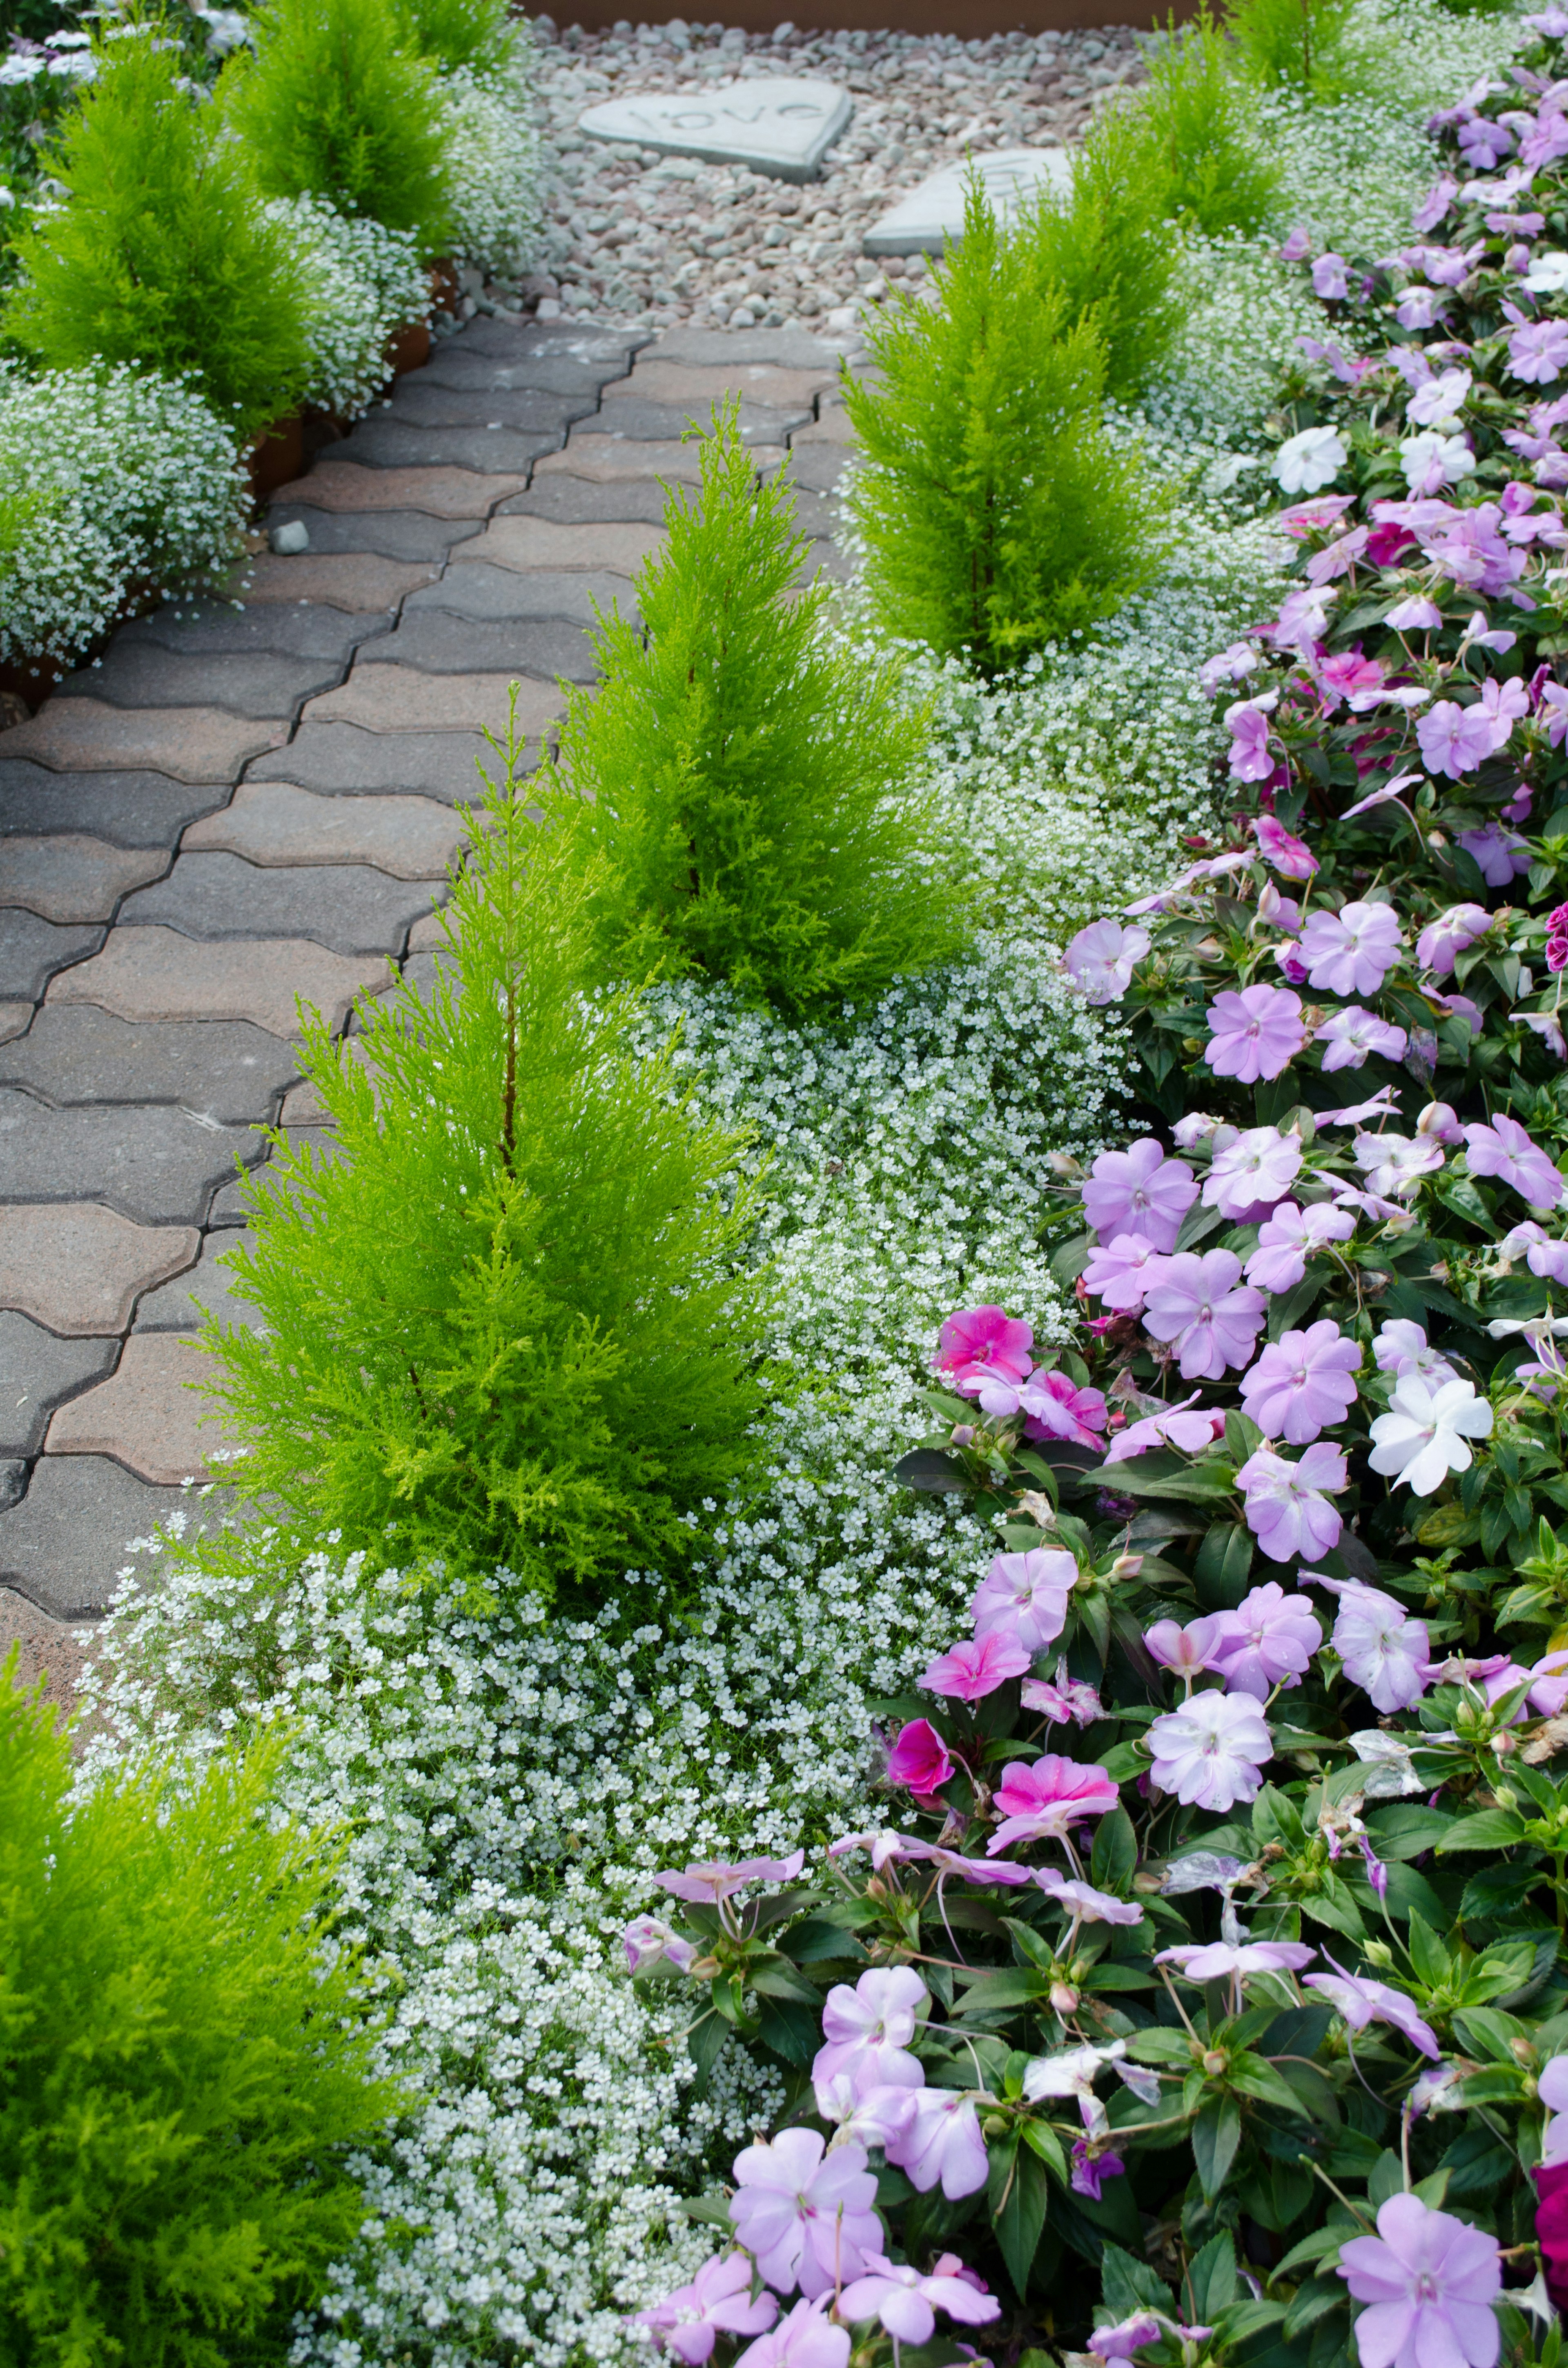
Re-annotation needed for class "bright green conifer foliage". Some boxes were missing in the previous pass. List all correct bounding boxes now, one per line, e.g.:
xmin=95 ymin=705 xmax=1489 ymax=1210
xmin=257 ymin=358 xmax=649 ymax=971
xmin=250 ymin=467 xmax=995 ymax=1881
xmin=0 ymin=1657 xmax=400 ymax=2364
xmin=1133 ymin=10 xmax=1282 ymax=234
xmin=1221 ymin=0 xmax=1357 ymax=94
xmin=221 ymin=0 xmax=452 ymax=255
xmin=843 ymin=182 xmax=1163 ymax=674
xmin=548 ymin=406 xmax=968 ymax=1015
xmin=4 ymin=22 xmax=311 ymax=439
xmin=200 ymin=708 xmax=770 ymax=1608
xmin=1019 ymin=98 xmax=1181 ymax=400
xmin=392 ymin=0 xmax=512 ymax=78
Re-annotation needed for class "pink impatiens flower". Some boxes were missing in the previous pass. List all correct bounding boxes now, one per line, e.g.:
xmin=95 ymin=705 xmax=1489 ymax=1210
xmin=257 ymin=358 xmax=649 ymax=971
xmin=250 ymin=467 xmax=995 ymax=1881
xmin=1303 ymin=1953 xmax=1441 ymax=2058
xmin=838 ymin=2257 xmax=1001 ymax=2345
xmin=636 ymin=2253 xmax=780 ymax=2364
xmin=970 ymin=1547 xmax=1076 ymax=1653
xmin=1254 ymin=813 xmax=1320 ymax=878
xmin=1244 ymin=1200 xmax=1356 ymax=1293
xmin=1240 ymin=1318 xmax=1361 ymax=1443
xmin=1226 ymin=694 xmax=1280 ymax=780
xmin=1022 ymin=1661 xmax=1105 ymax=1727
xmin=988 ymin=1755 xmax=1121 ymax=1852
xmin=814 ymin=1967 xmax=928 ymax=2094
xmin=1147 ymin=1690 xmax=1274 ymax=1811
xmin=1145 ymin=1612 xmax=1229 ymax=1677
xmin=1203 ymin=1124 xmax=1304 ymax=1219
xmin=1064 ymin=919 xmax=1152 ymax=1004
xmin=920 ymin=1630 xmax=1031 ymax=1702
xmin=1203 ymin=984 xmax=1310 ymax=1083
xmin=1083 ymin=1233 xmax=1168 ymax=1316
xmin=1417 ymin=698 xmax=1497 ymax=778
xmin=1210 ymin=1581 xmax=1322 ymax=1700
xmin=1033 ymin=1866 xmax=1143 ymax=1925
xmin=934 ymin=1305 xmax=1033 ymax=1391
xmin=884 ymin=2087 xmax=990 ymax=2198
xmin=624 ymin=1917 xmax=699 ymax=1975
xmin=1083 ymin=1138 xmax=1198 ymax=1252
xmin=1102 ymin=1399 xmax=1225 ymax=1463
xmin=1157 ymin=1937 xmax=1315 ymax=1980
xmin=1237 ymin=1442 xmax=1348 ymax=1563
xmin=1336 ymin=2196 xmax=1501 ymax=2368
xmin=1316 ymin=1006 xmax=1410 ymax=1072
xmin=886 ymin=1719 xmax=953 ymax=1801
xmin=1297 ymin=900 xmax=1405 ymax=995
xmin=1416 ymin=902 xmax=1490 ymax=976
xmin=729 ymin=2129 xmax=882 ymax=2299
xmin=1143 ymin=1249 xmax=1267 ymax=1381
xmin=1465 ymin=1113 xmax=1566 ymax=1207
xmin=1323 ymin=1580 xmax=1432 ymax=1713
xmin=658 ymin=1851 xmax=806 ymax=1904
xmin=736 ymin=2300 xmax=850 ymax=2368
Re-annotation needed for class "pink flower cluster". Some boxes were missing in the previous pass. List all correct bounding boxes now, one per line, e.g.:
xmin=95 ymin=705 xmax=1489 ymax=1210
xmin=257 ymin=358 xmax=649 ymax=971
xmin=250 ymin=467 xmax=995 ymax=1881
xmin=933 ymin=1307 xmax=1107 ymax=1450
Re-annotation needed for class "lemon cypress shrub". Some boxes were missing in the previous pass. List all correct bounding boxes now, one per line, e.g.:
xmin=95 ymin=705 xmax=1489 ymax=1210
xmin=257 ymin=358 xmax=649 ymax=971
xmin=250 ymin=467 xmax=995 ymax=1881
xmin=0 ymin=1657 xmax=401 ymax=2363
xmin=4 ymin=23 xmax=311 ymax=440
xmin=1019 ymin=96 xmax=1181 ymax=399
xmin=221 ymin=0 xmax=452 ymax=256
xmin=1133 ymin=9 xmax=1282 ymax=235
xmin=844 ymin=181 xmax=1163 ymax=674
xmin=547 ymin=405 xmax=968 ymax=1015
xmin=1221 ymin=0 xmax=1357 ymax=94
xmin=394 ymin=0 xmax=514 ymax=80
xmin=201 ymin=709 xmax=770 ymax=1608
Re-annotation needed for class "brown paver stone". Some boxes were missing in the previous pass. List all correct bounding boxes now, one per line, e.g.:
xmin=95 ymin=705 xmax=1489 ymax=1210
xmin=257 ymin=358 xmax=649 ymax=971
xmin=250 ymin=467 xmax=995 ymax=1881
xmin=0 ymin=702 xmax=286 ymax=783
xmin=0 ymin=834 xmax=168 ymax=924
xmin=271 ymin=462 xmax=529 ymax=518
xmin=537 ymin=439 xmax=785 ymax=485
xmin=45 ymin=1331 xmax=234 ymax=1485
xmin=792 ymin=408 xmax=857 ymax=446
xmin=303 ymin=669 xmax=566 ymax=738
xmin=46 ymin=926 xmax=388 ymax=1038
xmin=0 ymin=1583 xmax=92 ymax=1724
xmin=0 ymin=1004 xmax=30 ymax=1045
xmin=457 ymin=517 xmax=666 ymax=575
xmin=0 ymin=1204 xmax=197 ymax=1335
xmin=609 ymin=361 xmax=836 ymax=409
xmin=183 ymin=780 xmax=463 ymax=878
xmin=231 ymin=551 xmax=439 ymax=610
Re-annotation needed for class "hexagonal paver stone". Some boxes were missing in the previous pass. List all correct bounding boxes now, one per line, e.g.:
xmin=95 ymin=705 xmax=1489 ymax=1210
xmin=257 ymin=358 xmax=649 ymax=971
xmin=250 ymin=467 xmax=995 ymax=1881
xmin=118 ymin=602 xmax=382 ymax=663
xmin=460 ymin=517 xmax=666 ymax=575
xmin=0 ymin=762 xmax=233 ymax=849
xmin=273 ymin=462 xmax=529 ymax=516
xmin=0 ymin=834 xmax=168 ymax=924
xmin=45 ymin=928 xmax=388 ymax=1040
xmin=408 ymin=566 xmax=636 ymax=629
xmin=46 ymin=1331 xmax=233 ymax=1484
xmin=333 ymin=419 xmax=564 ymax=475
xmin=0 ymin=1090 xmax=266 ymax=1224
xmin=134 ymin=1231 xmax=267 ymax=1334
xmin=0 ymin=1453 xmax=217 ymax=1619
xmin=380 ymin=383 xmax=594 ymax=433
xmin=497 ymin=477 xmax=673 ymax=527
xmin=183 ymin=781 xmax=466 ymax=878
xmin=118 ymin=852 xmax=439 ymax=956
xmin=0 ymin=1313 xmax=120 ymax=1457
xmin=0 ymin=1007 xmax=301 ymax=1123
xmin=0 ymin=910 xmax=103 ymax=1002
xmin=570 ymin=400 xmax=802 ymax=444
xmin=303 ymin=669 xmax=566 ymax=738
xmin=0 ymin=702 xmax=286 ymax=782
xmin=233 ymin=553 xmax=437 ymax=611
xmin=355 ymin=612 xmax=597 ymax=683
xmin=0 ymin=1202 xmax=198 ymax=1334
xmin=246 ymin=722 xmax=497 ymax=801
xmin=262 ymin=505 xmax=483 ymax=563
xmin=58 ymin=645 xmax=353 ymax=722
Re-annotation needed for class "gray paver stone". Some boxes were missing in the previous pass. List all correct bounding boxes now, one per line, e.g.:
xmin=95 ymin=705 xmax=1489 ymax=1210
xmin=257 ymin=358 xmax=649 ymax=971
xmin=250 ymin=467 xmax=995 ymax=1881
xmin=0 ymin=1008 xmax=301 ymax=1122
xmin=0 ymin=764 xmax=232 ymax=849
xmin=645 ymin=328 xmax=853 ymax=369
xmin=496 ymin=478 xmax=673 ymax=526
xmin=0 ymin=835 xmax=168 ymax=924
xmin=383 ymin=384 xmax=595 ymax=433
xmin=570 ymin=398 xmax=805 ymax=442
xmin=0 ymin=911 xmax=103 ymax=1002
xmin=419 ymin=350 xmax=626 ymax=397
xmin=134 ymin=1231 xmax=267 ymax=1334
xmin=0 ymin=704 xmax=285 ymax=781
xmin=408 ymin=565 xmax=637 ymax=627
xmin=119 ymin=852 xmax=439 ymax=956
xmin=0 ymin=1091 xmax=265 ymax=1225
xmin=118 ymin=602 xmax=380 ymax=663
xmin=59 ymin=647 xmax=351 ymax=721
xmin=0 ymin=1452 xmax=218 ymax=1618
xmin=356 ymin=611 xmax=597 ymax=683
xmin=0 ymin=1314 xmax=120 ymax=1457
xmin=262 ymin=505 xmax=483 ymax=563
xmin=0 ymin=1465 xmax=22 ymax=1512
xmin=457 ymin=319 xmax=645 ymax=366
xmin=786 ymin=444 xmax=849 ymax=495
xmin=183 ymin=781 xmax=465 ymax=878
xmin=246 ymin=723 xmax=499 ymax=800
xmin=334 ymin=420 xmax=563 ymax=475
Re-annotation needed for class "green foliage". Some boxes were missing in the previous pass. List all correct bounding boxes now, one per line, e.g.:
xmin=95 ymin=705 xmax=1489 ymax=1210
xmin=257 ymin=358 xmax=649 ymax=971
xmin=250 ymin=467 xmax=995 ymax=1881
xmin=0 ymin=1653 xmax=401 ymax=2364
xmin=1132 ymin=11 xmax=1283 ymax=235
xmin=1019 ymin=98 xmax=1181 ymax=400
xmin=4 ymin=20 xmax=311 ymax=439
xmin=1221 ymin=0 xmax=1357 ymax=95
xmin=843 ymin=180 xmax=1165 ymax=674
xmin=200 ymin=707 xmax=773 ymax=1608
xmin=221 ymin=0 xmax=452 ymax=256
xmin=549 ymin=404 xmax=969 ymax=1015
xmin=392 ymin=0 xmax=513 ymax=79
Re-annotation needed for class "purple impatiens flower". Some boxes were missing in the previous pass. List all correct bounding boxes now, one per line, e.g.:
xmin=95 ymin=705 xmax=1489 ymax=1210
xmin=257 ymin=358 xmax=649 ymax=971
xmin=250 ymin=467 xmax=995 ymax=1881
xmin=1083 ymin=1137 xmax=1198 ymax=1252
xmin=1204 ymin=984 xmax=1309 ymax=1083
xmin=1147 ymin=1689 xmax=1273 ymax=1810
xmin=1237 ymin=1442 xmax=1348 ymax=1563
xmin=1304 ymin=1954 xmax=1441 ymax=2058
xmin=1244 ymin=1200 xmax=1356 ymax=1293
xmin=1203 ymin=1125 xmax=1304 ymax=1218
xmin=1337 ymin=2196 xmax=1501 ymax=2368
xmin=729 ymin=2129 xmax=882 ymax=2298
xmin=1210 ymin=1581 xmax=1322 ymax=1699
xmin=1142 ymin=1250 xmax=1267 ymax=1380
xmin=1417 ymin=698 xmax=1497 ymax=778
xmin=1064 ymin=919 xmax=1152 ymax=1005
xmin=1298 ymin=900 xmax=1405 ymax=995
xmin=1316 ymin=1006 xmax=1410 ymax=1071
xmin=1240 ymin=1319 xmax=1361 ymax=1443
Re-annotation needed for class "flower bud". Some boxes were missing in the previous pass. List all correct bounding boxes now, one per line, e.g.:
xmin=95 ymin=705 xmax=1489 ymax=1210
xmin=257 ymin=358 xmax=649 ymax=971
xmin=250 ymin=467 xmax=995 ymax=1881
xmin=1364 ymin=1938 xmax=1394 ymax=1968
xmin=1202 ymin=2050 xmax=1228 ymax=2078
xmin=1513 ymin=2038 xmax=1535 ymax=2067
xmin=1050 ymin=1982 xmax=1080 ymax=2014
xmin=982 ymin=2113 xmax=1010 ymax=2138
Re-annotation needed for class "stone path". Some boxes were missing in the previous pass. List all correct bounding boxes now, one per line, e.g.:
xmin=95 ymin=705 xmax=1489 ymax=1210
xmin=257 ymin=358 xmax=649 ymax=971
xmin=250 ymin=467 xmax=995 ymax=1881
xmin=0 ymin=312 xmax=856 ymax=1672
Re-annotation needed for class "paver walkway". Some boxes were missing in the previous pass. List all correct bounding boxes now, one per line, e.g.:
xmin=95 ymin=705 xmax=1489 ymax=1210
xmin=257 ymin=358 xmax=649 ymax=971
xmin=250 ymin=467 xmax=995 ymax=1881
xmin=0 ymin=312 xmax=857 ymax=1684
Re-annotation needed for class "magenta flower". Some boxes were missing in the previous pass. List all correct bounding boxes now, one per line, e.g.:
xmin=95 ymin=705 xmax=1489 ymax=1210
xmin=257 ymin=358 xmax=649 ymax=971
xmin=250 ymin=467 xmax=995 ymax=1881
xmin=1083 ymin=1233 xmax=1169 ymax=1315
xmin=1102 ymin=1400 xmax=1225 ymax=1463
xmin=1145 ymin=1612 xmax=1229 ymax=1676
xmin=920 ymin=1630 xmax=1031 ymax=1702
xmin=1143 ymin=1249 xmax=1267 ymax=1381
xmin=1245 ymin=1200 xmax=1356 ymax=1293
xmin=1240 ymin=1319 xmax=1361 ymax=1443
xmin=1022 ymin=1660 xmax=1105 ymax=1726
xmin=886 ymin=1718 xmax=954 ymax=1800
xmin=730 ymin=2130 xmax=881 ymax=2299
xmin=934 ymin=1304 xmax=1033 ymax=1391
xmin=1147 ymin=1690 xmax=1274 ymax=1811
xmin=1203 ymin=983 xmax=1309 ymax=1083
xmin=970 ymin=1547 xmax=1076 ymax=1653
xmin=736 ymin=2300 xmax=851 ymax=2368
xmin=1416 ymin=902 xmax=1490 ymax=976
xmin=1417 ymin=698 xmax=1496 ymax=778
xmin=1203 ymin=1124 xmax=1304 ymax=1219
xmin=884 ymin=2086 xmax=990 ymax=2199
xmin=624 ymin=1917 xmax=699 ymax=1975
xmin=1316 ymin=1006 xmax=1410 ymax=1072
xmin=1254 ymin=813 xmax=1320 ymax=879
xmin=988 ymin=1754 xmax=1120 ymax=1851
xmin=636 ymin=2253 xmax=780 ymax=2364
xmin=658 ymin=1851 xmax=806 ymax=1904
xmin=838 ymin=2255 xmax=1000 ymax=2344
xmin=1016 ymin=1369 xmax=1109 ymax=1450
xmin=1064 ymin=919 xmax=1152 ymax=1004
xmin=1211 ymin=1581 xmax=1323 ymax=1699
xmin=1298 ymin=900 xmax=1405 ymax=995
xmin=1157 ymin=1937 xmax=1315 ymax=1980
xmin=1071 ymin=2139 xmax=1127 ymax=2200
xmin=1237 ymin=1442 xmax=1347 ymax=1563
xmin=1303 ymin=1953 xmax=1440 ymax=2058
xmin=1337 ymin=2196 xmax=1501 ymax=2368
xmin=1033 ymin=1866 xmax=1143 ymax=1925
xmin=1324 ymin=1581 xmax=1432 ymax=1713
xmin=1082 ymin=1137 xmax=1198 ymax=1252
xmin=1465 ymin=1113 xmax=1566 ymax=1207
xmin=814 ymin=1967 xmax=927 ymax=2093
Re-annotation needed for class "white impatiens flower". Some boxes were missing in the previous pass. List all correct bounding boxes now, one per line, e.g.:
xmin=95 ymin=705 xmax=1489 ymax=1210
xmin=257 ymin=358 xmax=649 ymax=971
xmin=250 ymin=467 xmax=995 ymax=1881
xmin=1526 ymin=250 xmax=1568 ymax=294
xmin=1368 ymin=1375 xmax=1494 ymax=1496
xmin=1399 ymin=429 xmax=1477 ymax=490
xmin=1273 ymin=425 xmax=1348 ymax=494
xmin=1352 ymin=1132 xmax=1446 ymax=1199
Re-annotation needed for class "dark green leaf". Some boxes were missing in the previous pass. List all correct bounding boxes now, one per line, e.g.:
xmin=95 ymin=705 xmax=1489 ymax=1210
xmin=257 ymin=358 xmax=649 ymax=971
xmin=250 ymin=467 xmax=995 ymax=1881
xmin=1193 ymin=2093 xmax=1242 ymax=2201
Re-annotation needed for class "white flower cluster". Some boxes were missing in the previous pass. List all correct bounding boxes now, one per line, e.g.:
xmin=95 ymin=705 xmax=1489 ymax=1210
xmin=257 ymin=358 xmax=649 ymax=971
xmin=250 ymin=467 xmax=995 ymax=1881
xmin=0 ymin=360 xmax=245 ymax=668
xmin=264 ymin=195 xmax=428 ymax=421
xmin=439 ymin=57 xmax=545 ymax=280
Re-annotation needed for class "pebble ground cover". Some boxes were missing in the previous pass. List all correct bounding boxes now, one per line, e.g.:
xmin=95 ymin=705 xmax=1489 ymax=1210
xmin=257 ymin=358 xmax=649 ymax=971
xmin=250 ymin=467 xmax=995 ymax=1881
xmin=22 ymin=2 xmax=1568 ymax=2366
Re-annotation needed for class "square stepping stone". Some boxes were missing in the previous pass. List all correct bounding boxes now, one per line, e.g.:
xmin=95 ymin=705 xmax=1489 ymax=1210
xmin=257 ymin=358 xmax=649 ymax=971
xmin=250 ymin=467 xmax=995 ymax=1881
xmin=246 ymin=723 xmax=499 ymax=801
xmin=0 ymin=1202 xmax=198 ymax=1335
xmin=118 ymin=852 xmax=439 ymax=958
xmin=0 ymin=762 xmax=231 ymax=849
xmin=133 ymin=1231 xmax=266 ymax=1336
xmin=0 ymin=834 xmax=168 ymax=925
xmin=0 ymin=1091 xmax=267 ymax=1226
xmin=863 ymin=147 xmax=1073 ymax=256
xmin=45 ymin=927 xmax=390 ymax=1041
xmin=0 ymin=702 xmax=286 ymax=782
xmin=183 ymin=781 xmax=465 ymax=878
xmin=303 ymin=670 xmax=566 ymax=738
xmin=0 ymin=910 xmax=103 ymax=1003
xmin=578 ymin=76 xmax=852 ymax=182
xmin=0 ymin=1453 xmax=215 ymax=1619
xmin=0 ymin=1313 xmax=121 ymax=1458
xmin=45 ymin=1330 xmax=233 ymax=1485
xmin=0 ymin=1007 xmax=301 ymax=1124
xmin=409 ymin=565 xmax=638 ymax=629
